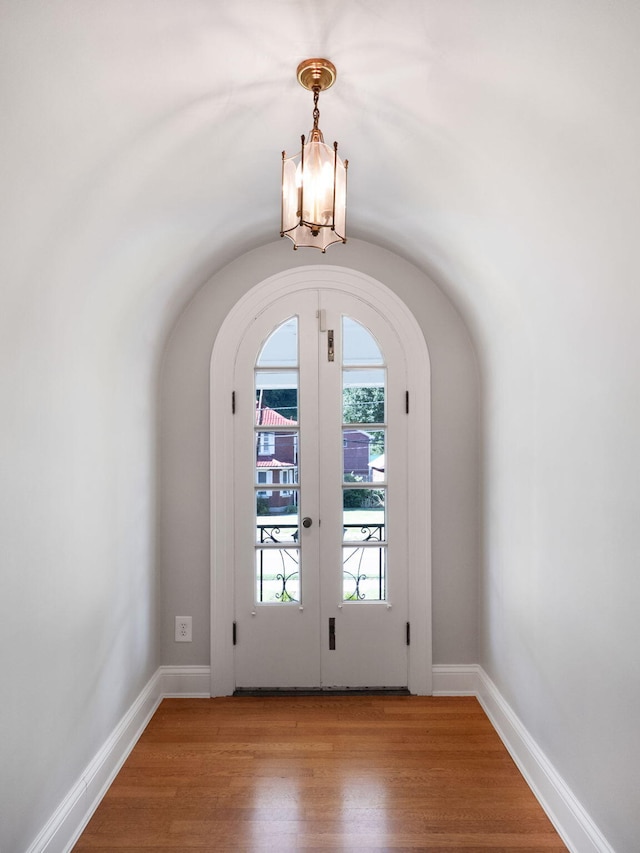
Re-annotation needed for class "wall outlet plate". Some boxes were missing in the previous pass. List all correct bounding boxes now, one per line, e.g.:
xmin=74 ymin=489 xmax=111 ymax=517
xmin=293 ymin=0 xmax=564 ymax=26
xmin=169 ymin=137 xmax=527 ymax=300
xmin=175 ymin=616 xmax=192 ymax=642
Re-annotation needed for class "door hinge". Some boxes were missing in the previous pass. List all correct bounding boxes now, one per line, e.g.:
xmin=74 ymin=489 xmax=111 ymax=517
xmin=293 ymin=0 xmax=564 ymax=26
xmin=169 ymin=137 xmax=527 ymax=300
xmin=232 ymin=391 xmax=236 ymax=414
xmin=405 ymin=390 xmax=409 ymax=414
xmin=232 ymin=621 xmax=237 ymax=645
xmin=406 ymin=621 xmax=410 ymax=646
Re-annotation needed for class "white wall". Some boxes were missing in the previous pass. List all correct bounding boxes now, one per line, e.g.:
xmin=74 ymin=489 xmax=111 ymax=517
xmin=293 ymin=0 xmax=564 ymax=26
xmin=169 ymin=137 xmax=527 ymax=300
xmin=159 ymin=239 xmax=481 ymax=668
xmin=410 ymin=9 xmax=640 ymax=849
xmin=0 ymin=279 xmax=161 ymax=852
xmin=0 ymin=8 xmax=187 ymax=847
xmin=477 ymin=241 xmax=640 ymax=852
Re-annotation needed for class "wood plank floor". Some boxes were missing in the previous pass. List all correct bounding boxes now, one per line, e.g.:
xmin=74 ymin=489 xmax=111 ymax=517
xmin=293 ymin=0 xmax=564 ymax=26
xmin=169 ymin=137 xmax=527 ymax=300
xmin=73 ymin=696 xmax=567 ymax=851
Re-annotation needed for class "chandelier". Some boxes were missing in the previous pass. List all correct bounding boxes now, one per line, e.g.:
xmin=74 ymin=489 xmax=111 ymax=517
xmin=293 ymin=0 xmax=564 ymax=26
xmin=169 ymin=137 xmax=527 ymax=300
xmin=281 ymin=58 xmax=348 ymax=252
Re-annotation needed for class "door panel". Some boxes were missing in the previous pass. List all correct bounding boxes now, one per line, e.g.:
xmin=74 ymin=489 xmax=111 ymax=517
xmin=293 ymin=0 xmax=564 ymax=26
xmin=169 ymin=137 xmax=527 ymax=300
xmin=233 ymin=289 xmax=408 ymax=689
xmin=233 ymin=291 xmax=320 ymax=688
xmin=317 ymin=294 xmax=408 ymax=688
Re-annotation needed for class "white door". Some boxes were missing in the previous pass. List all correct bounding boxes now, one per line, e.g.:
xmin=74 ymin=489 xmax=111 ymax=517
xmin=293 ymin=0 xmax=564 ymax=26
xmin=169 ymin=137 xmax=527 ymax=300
xmin=233 ymin=288 xmax=409 ymax=689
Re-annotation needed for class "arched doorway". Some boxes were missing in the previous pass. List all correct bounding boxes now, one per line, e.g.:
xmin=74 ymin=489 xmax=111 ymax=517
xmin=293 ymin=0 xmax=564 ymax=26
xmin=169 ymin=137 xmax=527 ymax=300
xmin=211 ymin=266 xmax=431 ymax=695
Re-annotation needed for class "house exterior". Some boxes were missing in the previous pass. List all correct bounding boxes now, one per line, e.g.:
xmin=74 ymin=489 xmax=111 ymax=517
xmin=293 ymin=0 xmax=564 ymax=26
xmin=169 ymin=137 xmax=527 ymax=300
xmin=256 ymin=404 xmax=298 ymax=511
xmin=343 ymin=429 xmax=372 ymax=480
xmin=368 ymin=452 xmax=385 ymax=482
xmin=256 ymin=404 xmax=373 ymax=511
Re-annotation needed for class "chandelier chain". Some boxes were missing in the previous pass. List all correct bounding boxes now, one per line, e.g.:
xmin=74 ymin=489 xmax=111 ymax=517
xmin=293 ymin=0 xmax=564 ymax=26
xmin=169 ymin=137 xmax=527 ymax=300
xmin=312 ymin=86 xmax=320 ymax=130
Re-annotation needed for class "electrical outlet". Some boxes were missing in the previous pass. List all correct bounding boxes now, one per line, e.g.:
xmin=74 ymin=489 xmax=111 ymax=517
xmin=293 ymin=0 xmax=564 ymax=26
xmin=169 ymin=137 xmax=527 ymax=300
xmin=175 ymin=616 xmax=192 ymax=642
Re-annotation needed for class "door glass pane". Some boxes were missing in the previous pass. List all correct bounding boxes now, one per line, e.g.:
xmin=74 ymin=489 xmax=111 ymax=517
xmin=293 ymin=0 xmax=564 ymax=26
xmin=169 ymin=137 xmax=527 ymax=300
xmin=342 ymin=487 xmax=386 ymax=540
xmin=255 ymin=433 xmax=299 ymax=483
xmin=256 ymin=371 xmax=298 ymax=425
xmin=343 ymin=429 xmax=385 ymax=483
xmin=255 ymin=319 xmax=300 ymax=605
xmin=257 ymin=317 xmax=298 ymax=367
xmin=343 ymin=547 xmax=386 ymax=601
xmin=255 ymin=548 xmax=300 ymax=603
xmin=255 ymin=491 xmax=299 ymax=537
xmin=343 ymin=369 xmax=385 ymax=424
xmin=343 ymin=317 xmax=383 ymax=366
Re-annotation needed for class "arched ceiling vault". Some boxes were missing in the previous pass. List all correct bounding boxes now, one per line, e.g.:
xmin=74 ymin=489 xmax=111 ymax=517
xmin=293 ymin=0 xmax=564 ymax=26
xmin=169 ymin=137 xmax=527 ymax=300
xmin=4 ymin=0 xmax=639 ymax=364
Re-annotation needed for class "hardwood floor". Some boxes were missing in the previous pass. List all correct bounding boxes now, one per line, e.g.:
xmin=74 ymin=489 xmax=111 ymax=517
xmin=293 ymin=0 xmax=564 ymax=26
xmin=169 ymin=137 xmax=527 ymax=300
xmin=74 ymin=696 xmax=567 ymax=851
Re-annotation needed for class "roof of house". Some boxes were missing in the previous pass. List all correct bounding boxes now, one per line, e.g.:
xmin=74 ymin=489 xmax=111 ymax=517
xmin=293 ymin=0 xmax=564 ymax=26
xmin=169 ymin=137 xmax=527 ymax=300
xmin=256 ymin=459 xmax=296 ymax=469
xmin=368 ymin=453 xmax=385 ymax=471
xmin=256 ymin=404 xmax=297 ymax=427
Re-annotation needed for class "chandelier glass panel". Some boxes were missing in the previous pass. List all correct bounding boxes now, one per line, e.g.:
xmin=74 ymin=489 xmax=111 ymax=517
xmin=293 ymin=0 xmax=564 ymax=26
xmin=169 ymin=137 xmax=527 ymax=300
xmin=281 ymin=59 xmax=348 ymax=252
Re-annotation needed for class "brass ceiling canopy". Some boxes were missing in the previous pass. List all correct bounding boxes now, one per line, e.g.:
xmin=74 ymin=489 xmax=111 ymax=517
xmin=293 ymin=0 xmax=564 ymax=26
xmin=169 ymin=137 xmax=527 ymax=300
xmin=296 ymin=58 xmax=337 ymax=93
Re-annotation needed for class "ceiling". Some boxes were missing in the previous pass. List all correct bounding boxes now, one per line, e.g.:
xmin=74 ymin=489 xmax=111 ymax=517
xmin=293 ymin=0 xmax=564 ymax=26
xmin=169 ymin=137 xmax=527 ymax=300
xmin=4 ymin=0 xmax=639 ymax=360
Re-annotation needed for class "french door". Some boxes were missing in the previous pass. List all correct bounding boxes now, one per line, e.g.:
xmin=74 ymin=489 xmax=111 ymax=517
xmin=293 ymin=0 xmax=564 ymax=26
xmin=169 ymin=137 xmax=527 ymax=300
xmin=232 ymin=288 xmax=409 ymax=689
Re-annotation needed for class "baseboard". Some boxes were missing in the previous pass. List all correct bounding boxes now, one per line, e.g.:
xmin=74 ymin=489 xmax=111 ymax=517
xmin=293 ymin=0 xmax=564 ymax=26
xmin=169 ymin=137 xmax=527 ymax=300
xmin=476 ymin=668 xmax=615 ymax=853
xmin=432 ymin=664 xmax=614 ymax=853
xmin=26 ymin=668 xmax=164 ymax=853
xmin=431 ymin=663 xmax=479 ymax=695
xmin=28 ymin=664 xmax=613 ymax=853
xmin=26 ymin=665 xmax=212 ymax=853
xmin=160 ymin=664 xmax=212 ymax=697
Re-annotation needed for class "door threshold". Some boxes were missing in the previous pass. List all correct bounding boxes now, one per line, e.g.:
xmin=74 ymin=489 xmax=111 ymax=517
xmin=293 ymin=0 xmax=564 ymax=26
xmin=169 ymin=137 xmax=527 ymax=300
xmin=233 ymin=687 xmax=411 ymax=697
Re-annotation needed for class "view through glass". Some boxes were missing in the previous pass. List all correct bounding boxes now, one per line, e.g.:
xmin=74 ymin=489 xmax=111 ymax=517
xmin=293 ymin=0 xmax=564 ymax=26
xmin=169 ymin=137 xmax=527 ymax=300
xmin=342 ymin=317 xmax=387 ymax=601
xmin=253 ymin=315 xmax=388 ymax=604
xmin=254 ymin=318 xmax=300 ymax=603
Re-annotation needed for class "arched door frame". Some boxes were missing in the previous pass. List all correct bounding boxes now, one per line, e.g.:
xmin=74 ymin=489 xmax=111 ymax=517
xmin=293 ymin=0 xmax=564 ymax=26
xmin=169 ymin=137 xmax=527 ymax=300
xmin=210 ymin=265 xmax=432 ymax=695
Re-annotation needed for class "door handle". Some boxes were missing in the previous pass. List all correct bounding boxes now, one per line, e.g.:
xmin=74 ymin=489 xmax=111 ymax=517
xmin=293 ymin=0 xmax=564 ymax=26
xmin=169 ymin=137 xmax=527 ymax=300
xmin=302 ymin=517 xmax=312 ymax=528
xmin=329 ymin=617 xmax=336 ymax=650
